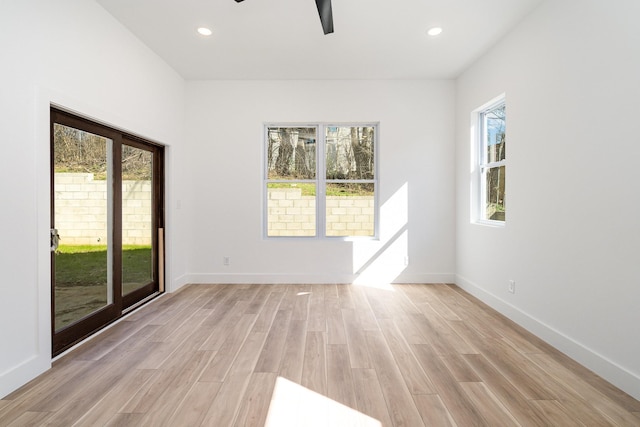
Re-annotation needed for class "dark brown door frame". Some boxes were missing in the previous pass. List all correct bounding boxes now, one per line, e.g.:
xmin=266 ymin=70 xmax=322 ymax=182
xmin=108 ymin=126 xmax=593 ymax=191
xmin=50 ymin=107 xmax=164 ymax=356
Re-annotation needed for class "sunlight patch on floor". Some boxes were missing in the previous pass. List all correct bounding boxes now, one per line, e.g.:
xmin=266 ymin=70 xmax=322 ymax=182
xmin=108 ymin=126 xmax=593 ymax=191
xmin=265 ymin=377 xmax=381 ymax=427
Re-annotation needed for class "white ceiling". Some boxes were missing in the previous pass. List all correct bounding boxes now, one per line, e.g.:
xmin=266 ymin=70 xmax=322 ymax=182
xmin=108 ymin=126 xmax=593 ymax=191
xmin=96 ymin=0 xmax=544 ymax=80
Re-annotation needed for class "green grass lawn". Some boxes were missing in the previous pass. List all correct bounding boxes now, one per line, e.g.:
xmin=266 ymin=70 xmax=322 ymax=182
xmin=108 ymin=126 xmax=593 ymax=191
xmin=268 ymin=182 xmax=374 ymax=196
xmin=55 ymin=244 xmax=152 ymax=287
xmin=54 ymin=244 xmax=152 ymax=330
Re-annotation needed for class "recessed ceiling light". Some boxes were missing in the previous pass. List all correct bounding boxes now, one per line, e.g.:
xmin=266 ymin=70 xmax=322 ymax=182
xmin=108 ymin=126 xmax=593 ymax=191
xmin=197 ymin=27 xmax=212 ymax=36
xmin=427 ymin=27 xmax=443 ymax=36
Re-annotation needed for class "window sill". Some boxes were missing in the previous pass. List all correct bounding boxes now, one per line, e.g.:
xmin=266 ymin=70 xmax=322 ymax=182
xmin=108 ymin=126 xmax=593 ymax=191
xmin=474 ymin=219 xmax=505 ymax=228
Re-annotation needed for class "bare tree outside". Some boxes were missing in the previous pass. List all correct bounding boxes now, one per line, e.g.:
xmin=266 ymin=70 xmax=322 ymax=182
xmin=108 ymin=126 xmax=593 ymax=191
xmin=483 ymin=104 xmax=506 ymax=221
xmin=266 ymin=125 xmax=377 ymax=237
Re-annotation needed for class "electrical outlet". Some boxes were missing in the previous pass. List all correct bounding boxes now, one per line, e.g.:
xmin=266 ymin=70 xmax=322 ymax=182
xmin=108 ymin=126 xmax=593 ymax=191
xmin=508 ymin=280 xmax=516 ymax=294
xmin=223 ymin=256 xmax=231 ymax=266
xmin=404 ymin=256 xmax=409 ymax=266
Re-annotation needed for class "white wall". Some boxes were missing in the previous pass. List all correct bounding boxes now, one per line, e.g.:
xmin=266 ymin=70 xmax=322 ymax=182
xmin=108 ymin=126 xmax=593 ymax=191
xmin=0 ymin=0 xmax=185 ymax=398
xmin=184 ymin=80 xmax=456 ymax=285
xmin=455 ymin=0 xmax=640 ymax=399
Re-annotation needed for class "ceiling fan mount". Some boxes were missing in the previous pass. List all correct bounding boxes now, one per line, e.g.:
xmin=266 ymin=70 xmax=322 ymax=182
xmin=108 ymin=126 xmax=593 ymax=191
xmin=234 ymin=0 xmax=334 ymax=35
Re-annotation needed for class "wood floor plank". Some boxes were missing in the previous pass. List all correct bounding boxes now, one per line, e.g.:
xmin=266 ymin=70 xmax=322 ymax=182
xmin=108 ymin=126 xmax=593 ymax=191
xmin=69 ymin=319 xmax=144 ymax=361
xmin=352 ymin=368 xmax=394 ymax=427
xmin=336 ymin=284 xmax=356 ymax=309
xmin=278 ymin=319 xmax=307 ymax=383
xmin=527 ymin=352 xmax=639 ymax=426
xmin=350 ymin=286 xmax=381 ymax=331
xmin=4 ymin=284 xmax=638 ymax=427
xmin=251 ymin=291 xmax=285 ymax=332
xmin=363 ymin=287 xmax=393 ymax=319
xmin=412 ymin=394 xmax=457 ymax=427
xmin=527 ymin=400 xmax=582 ymax=427
xmin=462 ymin=354 xmax=549 ymax=427
xmin=342 ymin=308 xmax=372 ymax=369
xmin=400 ymin=284 xmax=462 ymax=321
xmin=198 ymin=301 xmax=252 ymax=351
xmin=244 ymin=285 xmax=271 ymax=314
xmin=199 ymin=314 xmax=258 ymax=382
xmin=71 ymin=369 xmax=156 ymax=427
xmin=29 ymin=362 xmax=124 ymax=412
xmin=472 ymin=338 xmax=557 ymax=401
xmin=103 ymin=412 xmax=145 ymax=427
xmin=200 ymin=331 xmax=268 ymax=426
xmin=378 ymin=318 xmax=437 ymax=395
xmin=165 ymin=381 xmax=222 ymax=427
xmin=324 ymin=285 xmax=347 ymax=342
xmin=460 ymin=382 xmax=522 ymax=426
xmin=544 ymin=348 xmax=640 ymax=413
xmin=254 ymin=309 xmax=293 ymax=373
xmin=411 ymin=344 xmax=489 ymax=427
xmin=136 ymin=350 xmax=215 ymax=426
xmin=326 ymin=344 xmax=357 ymax=409
xmin=37 ymin=344 xmax=161 ymax=426
xmin=6 ymin=411 xmax=52 ymax=427
xmin=440 ymin=354 xmax=481 ymax=383
xmin=414 ymin=303 xmax=477 ymax=355
xmin=409 ymin=310 xmax=467 ymax=356
xmin=0 ymin=359 xmax=94 ymax=426
xmin=301 ymin=331 xmax=327 ymax=395
xmin=291 ymin=285 xmax=311 ymax=321
xmin=387 ymin=285 xmax=422 ymax=315
xmin=392 ymin=313 xmax=429 ymax=345
xmin=307 ymin=284 xmax=326 ymax=332
xmin=365 ymin=330 xmax=426 ymax=427
xmin=234 ymin=372 xmax=278 ymax=427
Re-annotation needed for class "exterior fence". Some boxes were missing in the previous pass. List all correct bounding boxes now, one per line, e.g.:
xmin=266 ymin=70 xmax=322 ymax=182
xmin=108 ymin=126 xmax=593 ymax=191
xmin=54 ymin=173 xmax=152 ymax=245
xmin=55 ymin=174 xmax=374 ymax=243
xmin=268 ymin=188 xmax=374 ymax=237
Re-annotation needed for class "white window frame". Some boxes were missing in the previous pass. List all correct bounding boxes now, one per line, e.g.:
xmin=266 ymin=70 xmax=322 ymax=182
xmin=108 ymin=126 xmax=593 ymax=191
xmin=474 ymin=96 xmax=506 ymax=226
xmin=263 ymin=123 xmax=379 ymax=239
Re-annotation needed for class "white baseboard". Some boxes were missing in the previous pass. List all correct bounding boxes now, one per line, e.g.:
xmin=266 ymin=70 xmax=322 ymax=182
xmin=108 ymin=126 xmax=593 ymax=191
xmin=171 ymin=274 xmax=191 ymax=292
xmin=185 ymin=272 xmax=455 ymax=285
xmin=0 ymin=355 xmax=50 ymax=399
xmin=455 ymin=274 xmax=640 ymax=401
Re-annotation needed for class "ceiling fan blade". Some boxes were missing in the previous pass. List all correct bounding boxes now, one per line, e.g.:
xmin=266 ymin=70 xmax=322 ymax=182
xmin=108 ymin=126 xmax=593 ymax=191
xmin=315 ymin=0 xmax=334 ymax=35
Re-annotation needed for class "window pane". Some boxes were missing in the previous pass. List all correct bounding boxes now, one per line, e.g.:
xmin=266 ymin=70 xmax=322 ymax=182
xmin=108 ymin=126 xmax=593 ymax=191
xmin=485 ymin=104 xmax=506 ymax=163
xmin=267 ymin=127 xmax=316 ymax=180
xmin=484 ymin=165 xmax=506 ymax=221
xmin=121 ymin=145 xmax=153 ymax=295
xmin=53 ymin=124 xmax=113 ymax=330
xmin=326 ymin=183 xmax=375 ymax=237
xmin=267 ymin=183 xmax=316 ymax=236
xmin=325 ymin=126 xmax=375 ymax=180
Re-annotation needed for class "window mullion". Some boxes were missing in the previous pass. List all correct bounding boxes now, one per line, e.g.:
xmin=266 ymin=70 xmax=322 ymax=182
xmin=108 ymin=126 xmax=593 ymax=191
xmin=317 ymin=124 xmax=326 ymax=238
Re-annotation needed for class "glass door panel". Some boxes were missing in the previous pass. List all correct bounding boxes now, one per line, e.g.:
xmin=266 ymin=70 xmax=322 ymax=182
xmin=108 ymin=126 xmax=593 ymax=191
xmin=121 ymin=144 xmax=153 ymax=295
xmin=53 ymin=123 xmax=114 ymax=331
xmin=51 ymin=108 xmax=164 ymax=356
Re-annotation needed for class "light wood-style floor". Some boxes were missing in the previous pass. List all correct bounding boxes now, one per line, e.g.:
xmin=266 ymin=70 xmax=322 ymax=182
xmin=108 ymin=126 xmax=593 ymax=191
xmin=1 ymin=283 xmax=639 ymax=426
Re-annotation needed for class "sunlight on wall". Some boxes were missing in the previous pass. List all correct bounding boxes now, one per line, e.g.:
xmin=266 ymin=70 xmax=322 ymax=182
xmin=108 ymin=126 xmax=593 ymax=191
xmin=351 ymin=183 xmax=408 ymax=288
xmin=265 ymin=377 xmax=381 ymax=427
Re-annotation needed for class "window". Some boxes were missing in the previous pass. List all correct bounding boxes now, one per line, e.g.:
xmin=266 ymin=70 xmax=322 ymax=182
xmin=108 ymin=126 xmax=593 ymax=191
xmin=478 ymin=99 xmax=506 ymax=223
xmin=265 ymin=124 xmax=377 ymax=238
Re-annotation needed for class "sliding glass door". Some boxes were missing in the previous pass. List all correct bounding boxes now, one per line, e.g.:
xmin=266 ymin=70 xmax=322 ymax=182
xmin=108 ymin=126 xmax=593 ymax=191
xmin=50 ymin=108 xmax=164 ymax=356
